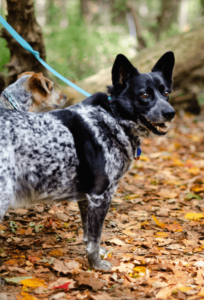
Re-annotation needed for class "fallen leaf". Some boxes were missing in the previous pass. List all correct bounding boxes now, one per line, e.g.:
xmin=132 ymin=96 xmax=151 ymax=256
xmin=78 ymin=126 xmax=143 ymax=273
xmin=49 ymin=278 xmax=76 ymax=290
xmin=48 ymin=249 xmax=64 ymax=257
xmin=152 ymin=215 xmax=166 ymax=228
xmin=53 ymin=259 xmax=80 ymax=274
xmin=185 ymin=213 xmax=204 ymax=220
xmin=20 ymin=292 xmax=39 ymax=300
xmin=156 ymin=286 xmax=173 ymax=299
xmin=187 ymin=167 xmax=200 ymax=175
xmin=5 ymin=276 xmax=33 ymax=284
xmin=76 ymin=274 xmax=105 ymax=292
xmin=199 ymin=287 xmax=204 ymax=296
xmin=108 ymin=238 xmax=125 ymax=246
xmin=90 ymin=293 xmax=113 ymax=300
xmin=20 ymin=278 xmax=47 ymax=288
xmin=112 ymin=262 xmax=134 ymax=273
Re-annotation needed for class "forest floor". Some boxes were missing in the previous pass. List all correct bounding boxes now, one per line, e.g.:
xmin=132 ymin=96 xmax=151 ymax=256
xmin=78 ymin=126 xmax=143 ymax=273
xmin=1 ymin=110 xmax=204 ymax=300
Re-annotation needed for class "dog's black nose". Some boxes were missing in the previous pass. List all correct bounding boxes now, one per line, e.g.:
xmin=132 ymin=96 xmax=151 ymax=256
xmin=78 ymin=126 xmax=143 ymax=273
xmin=162 ymin=109 xmax=175 ymax=120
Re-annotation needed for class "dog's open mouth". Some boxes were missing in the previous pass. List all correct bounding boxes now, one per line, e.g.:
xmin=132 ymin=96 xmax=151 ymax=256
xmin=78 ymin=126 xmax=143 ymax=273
xmin=139 ymin=115 xmax=170 ymax=135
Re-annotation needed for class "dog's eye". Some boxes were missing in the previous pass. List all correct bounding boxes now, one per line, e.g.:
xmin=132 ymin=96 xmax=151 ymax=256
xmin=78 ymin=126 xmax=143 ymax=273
xmin=164 ymin=91 xmax=169 ymax=97
xmin=141 ymin=93 xmax=149 ymax=99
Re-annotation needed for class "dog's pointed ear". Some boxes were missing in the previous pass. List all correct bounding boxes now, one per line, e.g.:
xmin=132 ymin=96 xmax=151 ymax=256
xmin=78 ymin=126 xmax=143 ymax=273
xmin=28 ymin=73 xmax=53 ymax=94
xmin=112 ymin=54 xmax=139 ymax=88
xmin=17 ymin=71 xmax=34 ymax=79
xmin=151 ymin=51 xmax=175 ymax=82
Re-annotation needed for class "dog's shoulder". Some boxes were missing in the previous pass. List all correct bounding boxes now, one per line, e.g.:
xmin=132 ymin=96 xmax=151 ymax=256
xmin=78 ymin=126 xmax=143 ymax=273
xmin=51 ymin=93 xmax=133 ymax=195
xmin=51 ymin=97 xmax=110 ymax=195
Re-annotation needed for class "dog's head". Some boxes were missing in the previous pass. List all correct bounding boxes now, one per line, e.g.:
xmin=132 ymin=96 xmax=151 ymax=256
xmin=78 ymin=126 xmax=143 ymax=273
xmin=110 ymin=52 xmax=175 ymax=136
xmin=17 ymin=72 xmax=67 ymax=112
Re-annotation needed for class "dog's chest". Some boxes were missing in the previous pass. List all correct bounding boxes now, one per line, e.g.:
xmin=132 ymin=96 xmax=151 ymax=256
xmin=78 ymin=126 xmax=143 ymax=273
xmin=70 ymin=104 xmax=134 ymax=179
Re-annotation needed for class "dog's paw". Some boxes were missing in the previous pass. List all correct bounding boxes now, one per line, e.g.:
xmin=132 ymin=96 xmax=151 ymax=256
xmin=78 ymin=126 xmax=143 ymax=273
xmin=93 ymin=260 xmax=112 ymax=271
xmin=99 ymin=246 xmax=107 ymax=256
xmin=0 ymin=277 xmax=6 ymax=286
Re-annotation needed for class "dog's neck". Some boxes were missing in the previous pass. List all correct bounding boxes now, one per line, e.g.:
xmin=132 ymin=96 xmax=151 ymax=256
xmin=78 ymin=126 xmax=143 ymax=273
xmin=108 ymin=96 xmax=149 ymax=138
xmin=2 ymin=76 xmax=33 ymax=112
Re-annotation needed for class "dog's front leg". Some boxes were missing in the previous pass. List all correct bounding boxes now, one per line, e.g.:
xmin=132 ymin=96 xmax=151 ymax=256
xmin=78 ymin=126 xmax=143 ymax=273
xmin=85 ymin=194 xmax=112 ymax=271
xmin=78 ymin=200 xmax=107 ymax=256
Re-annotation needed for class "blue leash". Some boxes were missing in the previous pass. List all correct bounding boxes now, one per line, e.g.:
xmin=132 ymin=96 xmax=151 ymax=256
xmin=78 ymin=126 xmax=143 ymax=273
xmin=0 ymin=15 xmax=91 ymax=98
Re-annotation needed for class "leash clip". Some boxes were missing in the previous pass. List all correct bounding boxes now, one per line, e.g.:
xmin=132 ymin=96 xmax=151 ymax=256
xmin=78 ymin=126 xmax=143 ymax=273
xmin=135 ymin=147 xmax=141 ymax=160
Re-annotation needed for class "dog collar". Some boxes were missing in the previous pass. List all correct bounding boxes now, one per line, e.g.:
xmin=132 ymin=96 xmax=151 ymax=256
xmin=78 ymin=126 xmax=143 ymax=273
xmin=134 ymin=136 xmax=142 ymax=160
xmin=0 ymin=91 xmax=21 ymax=110
xmin=108 ymin=98 xmax=141 ymax=160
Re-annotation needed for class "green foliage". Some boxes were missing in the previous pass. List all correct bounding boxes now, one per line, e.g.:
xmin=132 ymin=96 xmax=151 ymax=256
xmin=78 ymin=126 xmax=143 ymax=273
xmin=0 ymin=36 xmax=10 ymax=72
xmin=0 ymin=0 xmax=204 ymax=84
xmin=44 ymin=1 xmax=135 ymax=83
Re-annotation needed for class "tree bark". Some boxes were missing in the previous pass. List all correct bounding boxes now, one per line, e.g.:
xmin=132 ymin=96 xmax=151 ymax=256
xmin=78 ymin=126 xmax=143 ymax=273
xmin=62 ymin=26 xmax=204 ymax=114
xmin=156 ymin=0 xmax=182 ymax=40
xmin=1 ymin=0 xmax=47 ymax=85
xmin=127 ymin=2 xmax=146 ymax=50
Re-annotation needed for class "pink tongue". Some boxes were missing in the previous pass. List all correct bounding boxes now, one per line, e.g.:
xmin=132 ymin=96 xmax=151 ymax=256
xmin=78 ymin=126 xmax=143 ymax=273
xmin=158 ymin=126 xmax=168 ymax=132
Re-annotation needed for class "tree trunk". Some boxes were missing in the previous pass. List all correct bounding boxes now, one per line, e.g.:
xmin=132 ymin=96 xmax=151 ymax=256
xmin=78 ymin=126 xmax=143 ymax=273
xmin=127 ymin=2 xmax=146 ymax=50
xmin=201 ymin=0 xmax=204 ymax=16
xmin=62 ymin=26 xmax=204 ymax=114
xmin=156 ymin=0 xmax=182 ymax=40
xmin=1 ymin=0 xmax=47 ymax=85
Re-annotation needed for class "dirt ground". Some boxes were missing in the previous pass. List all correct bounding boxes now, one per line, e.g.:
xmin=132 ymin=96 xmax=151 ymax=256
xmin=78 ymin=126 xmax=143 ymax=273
xmin=1 ymin=110 xmax=204 ymax=300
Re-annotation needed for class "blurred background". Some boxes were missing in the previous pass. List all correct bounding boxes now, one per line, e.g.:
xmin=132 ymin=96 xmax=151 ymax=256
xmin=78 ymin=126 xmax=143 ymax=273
xmin=0 ymin=0 xmax=204 ymax=112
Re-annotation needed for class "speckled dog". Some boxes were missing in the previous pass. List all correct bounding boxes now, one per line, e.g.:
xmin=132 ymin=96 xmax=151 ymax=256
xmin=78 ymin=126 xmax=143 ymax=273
xmin=0 ymin=72 xmax=66 ymax=112
xmin=0 ymin=52 xmax=175 ymax=273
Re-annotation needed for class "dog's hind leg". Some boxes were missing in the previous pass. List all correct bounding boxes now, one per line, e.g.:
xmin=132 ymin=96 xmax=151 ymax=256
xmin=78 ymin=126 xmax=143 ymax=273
xmin=0 ymin=176 xmax=13 ymax=286
xmin=78 ymin=199 xmax=107 ymax=256
xmin=0 ymin=183 xmax=13 ymax=222
xmin=78 ymin=199 xmax=89 ymax=244
xmin=85 ymin=190 xmax=113 ymax=271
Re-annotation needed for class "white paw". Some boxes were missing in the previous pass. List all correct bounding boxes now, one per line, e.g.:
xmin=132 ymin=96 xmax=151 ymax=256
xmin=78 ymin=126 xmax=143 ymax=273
xmin=99 ymin=246 xmax=107 ymax=256
xmin=94 ymin=260 xmax=112 ymax=271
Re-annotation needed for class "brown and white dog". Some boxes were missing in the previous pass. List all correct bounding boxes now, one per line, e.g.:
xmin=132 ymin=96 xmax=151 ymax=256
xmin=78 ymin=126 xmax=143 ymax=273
xmin=0 ymin=72 xmax=67 ymax=112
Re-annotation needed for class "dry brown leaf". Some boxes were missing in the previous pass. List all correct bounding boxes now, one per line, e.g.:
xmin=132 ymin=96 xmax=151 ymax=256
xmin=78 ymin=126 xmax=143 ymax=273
xmin=76 ymin=275 xmax=105 ymax=292
xmin=108 ymin=238 xmax=125 ymax=246
xmin=90 ymin=293 xmax=113 ymax=300
xmin=53 ymin=259 xmax=80 ymax=274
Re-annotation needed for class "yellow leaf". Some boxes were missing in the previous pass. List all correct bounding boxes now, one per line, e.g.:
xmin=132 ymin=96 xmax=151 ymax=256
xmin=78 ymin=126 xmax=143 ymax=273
xmin=199 ymin=287 xmax=204 ymax=296
xmin=154 ymin=232 xmax=169 ymax=237
xmin=124 ymin=194 xmax=140 ymax=200
xmin=140 ymin=155 xmax=150 ymax=162
xmin=108 ymin=253 xmax=112 ymax=258
xmin=5 ymin=259 xmax=18 ymax=265
xmin=134 ymin=266 xmax=146 ymax=274
xmin=185 ymin=213 xmax=204 ymax=220
xmin=141 ymin=220 xmax=149 ymax=227
xmin=0 ymin=224 xmax=6 ymax=230
xmin=20 ymin=278 xmax=47 ymax=289
xmin=48 ymin=249 xmax=63 ymax=257
xmin=21 ymin=292 xmax=39 ymax=300
xmin=172 ymin=158 xmax=184 ymax=166
xmin=177 ymin=286 xmax=190 ymax=292
xmin=152 ymin=215 xmax=166 ymax=228
xmin=187 ymin=167 xmax=201 ymax=176
xmin=191 ymin=186 xmax=204 ymax=193
xmin=190 ymin=135 xmax=201 ymax=142
xmin=165 ymin=180 xmax=182 ymax=186
xmin=166 ymin=222 xmax=183 ymax=232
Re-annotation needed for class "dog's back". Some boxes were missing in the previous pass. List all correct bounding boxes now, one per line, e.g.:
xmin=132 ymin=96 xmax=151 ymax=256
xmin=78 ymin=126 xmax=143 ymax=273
xmin=0 ymin=108 xmax=79 ymax=220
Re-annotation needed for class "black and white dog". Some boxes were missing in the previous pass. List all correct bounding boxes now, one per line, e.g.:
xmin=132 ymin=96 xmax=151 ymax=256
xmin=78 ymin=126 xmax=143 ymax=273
xmin=0 ymin=52 xmax=175 ymax=272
